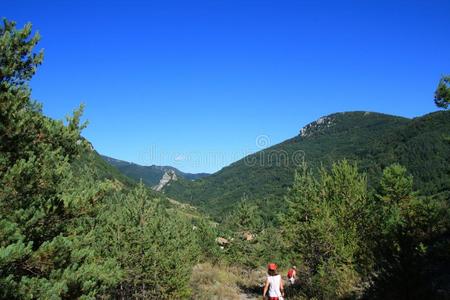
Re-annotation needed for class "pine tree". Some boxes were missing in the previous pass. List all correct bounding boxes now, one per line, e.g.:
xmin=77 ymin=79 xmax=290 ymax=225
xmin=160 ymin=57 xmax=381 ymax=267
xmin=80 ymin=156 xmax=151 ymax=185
xmin=281 ymin=160 xmax=373 ymax=298
xmin=224 ymin=198 xmax=263 ymax=234
xmin=0 ymin=19 xmax=120 ymax=299
xmin=96 ymin=183 xmax=200 ymax=299
xmin=221 ymin=198 xmax=265 ymax=269
xmin=193 ymin=218 xmax=221 ymax=264
xmin=368 ymin=164 xmax=450 ymax=299
xmin=435 ymin=75 xmax=450 ymax=109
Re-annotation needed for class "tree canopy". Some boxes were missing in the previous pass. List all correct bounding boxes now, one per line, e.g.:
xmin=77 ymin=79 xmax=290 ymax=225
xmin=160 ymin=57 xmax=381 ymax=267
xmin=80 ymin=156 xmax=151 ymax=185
xmin=435 ymin=75 xmax=450 ymax=109
xmin=0 ymin=18 xmax=202 ymax=299
xmin=0 ymin=18 xmax=119 ymax=299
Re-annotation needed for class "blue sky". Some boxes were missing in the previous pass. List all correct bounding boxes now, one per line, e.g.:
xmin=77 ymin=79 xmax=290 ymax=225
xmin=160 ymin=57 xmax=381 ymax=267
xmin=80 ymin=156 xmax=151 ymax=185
xmin=3 ymin=0 xmax=450 ymax=173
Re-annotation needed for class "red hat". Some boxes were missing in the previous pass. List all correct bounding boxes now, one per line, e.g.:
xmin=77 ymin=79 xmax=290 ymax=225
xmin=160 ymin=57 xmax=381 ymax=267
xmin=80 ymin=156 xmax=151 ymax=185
xmin=268 ymin=263 xmax=277 ymax=270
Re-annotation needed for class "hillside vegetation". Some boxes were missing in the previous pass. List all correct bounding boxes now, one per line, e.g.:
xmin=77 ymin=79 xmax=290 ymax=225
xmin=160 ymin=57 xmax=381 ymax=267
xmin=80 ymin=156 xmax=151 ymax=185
xmin=164 ymin=110 xmax=450 ymax=220
xmin=0 ymin=19 xmax=212 ymax=299
xmin=101 ymin=155 xmax=209 ymax=187
xmin=74 ymin=151 xmax=136 ymax=187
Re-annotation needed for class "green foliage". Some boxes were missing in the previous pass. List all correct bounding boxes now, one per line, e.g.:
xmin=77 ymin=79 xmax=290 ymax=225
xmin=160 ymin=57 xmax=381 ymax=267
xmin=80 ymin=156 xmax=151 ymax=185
xmin=219 ymin=199 xmax=287 ymax=271
xmin=281 ymin=162 xmax=450 ymax=299
xmin=0 ymin=19 xmax=120 ymax=299
xmin=192 ymin=218 xmax=222 ymax=264
xmin=0 ymin=18 xmax=204 ymax=299
xmin=95 ymin=183 xmax=200 ymax=299
xmin=223 ymin=199 xmax=263 ymax=233
xmin=165 ymin=110 xmax=450 ymax=221
xmin=377 ymin=164 xmax=415 ymax=235
xmin=75 ymin=151 xmax=136 ymax=187
xmin=219 ymin=200 xmax=262 ymax=269
xmin=435 ymin=75 xmax=450 ymax=109
xmin=366 ymin=164 xmax=450 ymax=299
xmin=0 ymin=19 xmax=43 ymax=85
xmin=281 ymin=161 xmax=373 ymax=299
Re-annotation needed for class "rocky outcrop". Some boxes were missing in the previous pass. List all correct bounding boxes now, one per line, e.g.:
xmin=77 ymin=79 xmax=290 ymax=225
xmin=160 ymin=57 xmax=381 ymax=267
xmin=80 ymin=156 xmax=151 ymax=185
xmin=215 ymin=237 xmax=230 ymax=249
xmin=153 ymin=170 xmax=177 ymax=192
xmin=242 ymin=232 xmax=255 ymax=241
xmin=300 ymin=115 xmax=335 ymax=138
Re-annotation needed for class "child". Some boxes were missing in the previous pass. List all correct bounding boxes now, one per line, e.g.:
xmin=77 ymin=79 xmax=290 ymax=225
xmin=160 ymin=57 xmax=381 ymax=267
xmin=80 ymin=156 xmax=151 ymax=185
xmin=263 ymin=263 xmax=285 ymax=300
xmin=287 ymin=265 xmax=297 ymax=285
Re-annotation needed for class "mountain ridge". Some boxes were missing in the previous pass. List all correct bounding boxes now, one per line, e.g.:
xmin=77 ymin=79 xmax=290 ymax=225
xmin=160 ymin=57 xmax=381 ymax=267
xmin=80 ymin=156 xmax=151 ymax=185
xmin=163 ymin=110 xmax=450 ymax=219
xmin=101 ymin=155 xmax=210 ymax=187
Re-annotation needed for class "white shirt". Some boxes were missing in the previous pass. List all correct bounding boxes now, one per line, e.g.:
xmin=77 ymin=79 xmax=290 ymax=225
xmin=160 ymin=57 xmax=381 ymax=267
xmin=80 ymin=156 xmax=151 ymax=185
xmin=267 ymin=274 xmax=282 ymax=297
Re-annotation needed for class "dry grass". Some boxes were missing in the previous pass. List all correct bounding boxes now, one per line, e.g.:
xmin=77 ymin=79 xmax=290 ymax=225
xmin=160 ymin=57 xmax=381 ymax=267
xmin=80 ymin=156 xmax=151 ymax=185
xmin=190 ymin=263 xmax=242 ymax=299
xmin=190 ymin=263 xmax=312 ymax=299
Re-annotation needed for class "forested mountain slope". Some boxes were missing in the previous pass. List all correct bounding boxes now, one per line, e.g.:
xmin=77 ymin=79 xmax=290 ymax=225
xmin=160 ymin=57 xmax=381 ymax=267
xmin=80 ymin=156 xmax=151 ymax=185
xmin=101 ymin=155 xmax=209 ymax=186
xmin=164 ymin=111 xmax=450 ymax=219
xmin=72 ymin=150 xmax=137 ymax=187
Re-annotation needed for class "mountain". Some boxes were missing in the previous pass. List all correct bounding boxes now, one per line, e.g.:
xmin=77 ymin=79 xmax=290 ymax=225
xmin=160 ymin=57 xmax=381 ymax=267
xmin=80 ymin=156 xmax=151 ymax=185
xmin=163 ymin=110 xmax=450 ymax=220
xmin=101 ymin=155 xmax=210 ymax=187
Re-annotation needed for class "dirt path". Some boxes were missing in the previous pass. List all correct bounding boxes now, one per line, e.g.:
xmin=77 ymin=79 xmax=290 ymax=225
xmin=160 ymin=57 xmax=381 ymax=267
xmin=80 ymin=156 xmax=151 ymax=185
xmin=238 ymin=284 xmax=261 ymax=300
xmin=239 ymin=291 xmax=259 ymax=300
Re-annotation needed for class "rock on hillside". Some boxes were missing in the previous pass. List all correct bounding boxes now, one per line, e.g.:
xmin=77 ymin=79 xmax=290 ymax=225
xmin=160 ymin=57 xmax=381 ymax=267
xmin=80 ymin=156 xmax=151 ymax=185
xmin=153 ymin=170 xmax=178 ymax=192
xmin=300 ymin=115 xmax=335 ymax=138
